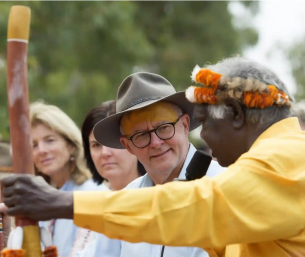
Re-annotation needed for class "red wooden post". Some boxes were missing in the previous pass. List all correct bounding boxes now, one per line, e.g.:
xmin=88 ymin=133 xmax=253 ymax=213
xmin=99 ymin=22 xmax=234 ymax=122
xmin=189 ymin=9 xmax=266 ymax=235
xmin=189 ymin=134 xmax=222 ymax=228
xmin=6 ymin=6 xmax=41 ymax=257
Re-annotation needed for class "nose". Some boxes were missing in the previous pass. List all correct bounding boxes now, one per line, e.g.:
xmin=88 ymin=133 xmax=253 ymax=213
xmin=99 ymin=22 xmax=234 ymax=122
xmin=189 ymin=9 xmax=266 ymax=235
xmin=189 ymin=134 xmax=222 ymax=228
xmin=101 ymin=145 xmax=112 ymax=157
xmin=149 ymin=132 xmax=164 ymax=148
xmin=35 ymin=142 xmax=48 ymax=154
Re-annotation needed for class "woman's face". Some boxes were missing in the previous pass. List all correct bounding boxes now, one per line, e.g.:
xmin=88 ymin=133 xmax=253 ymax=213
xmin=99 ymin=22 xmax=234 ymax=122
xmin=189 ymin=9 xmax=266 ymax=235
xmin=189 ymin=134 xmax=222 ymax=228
xmin=89 ymin=131 xmax=138 ymax=182
xmin=31 ymin=124 xmax=74 ymax=177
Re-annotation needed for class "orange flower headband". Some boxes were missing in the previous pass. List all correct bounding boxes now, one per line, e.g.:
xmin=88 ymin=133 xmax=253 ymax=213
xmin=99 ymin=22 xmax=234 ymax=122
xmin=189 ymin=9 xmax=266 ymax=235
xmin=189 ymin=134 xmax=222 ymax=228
xmin=185 ymin=65 xmax=290 ymax=108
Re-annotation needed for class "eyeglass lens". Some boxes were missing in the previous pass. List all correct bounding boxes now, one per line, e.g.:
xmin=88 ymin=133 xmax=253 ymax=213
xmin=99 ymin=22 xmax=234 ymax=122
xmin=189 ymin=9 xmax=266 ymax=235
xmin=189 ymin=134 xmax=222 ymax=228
xmin=132 ymin=123 xmax=175 ymax=148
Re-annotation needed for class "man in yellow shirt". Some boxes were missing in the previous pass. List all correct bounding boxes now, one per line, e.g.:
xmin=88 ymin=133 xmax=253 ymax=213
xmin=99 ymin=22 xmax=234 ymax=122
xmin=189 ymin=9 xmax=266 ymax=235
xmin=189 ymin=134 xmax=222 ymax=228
xmin=3 ymin=57 xmax=305 ymax=257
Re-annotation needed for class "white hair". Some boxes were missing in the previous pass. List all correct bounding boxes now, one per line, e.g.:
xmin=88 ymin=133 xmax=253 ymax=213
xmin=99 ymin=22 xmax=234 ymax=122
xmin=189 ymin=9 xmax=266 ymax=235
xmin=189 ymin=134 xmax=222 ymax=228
xmin=291 ymin=100 xmax=305 ymax=123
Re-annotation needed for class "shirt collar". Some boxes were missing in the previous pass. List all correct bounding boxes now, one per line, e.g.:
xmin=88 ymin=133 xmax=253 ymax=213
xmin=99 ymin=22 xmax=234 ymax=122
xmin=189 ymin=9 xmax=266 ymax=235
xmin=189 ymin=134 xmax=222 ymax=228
xmin=178 ymin=143 xmax=196 ymax=180
xmin=60 ymin=179 xmax=73 ymax=191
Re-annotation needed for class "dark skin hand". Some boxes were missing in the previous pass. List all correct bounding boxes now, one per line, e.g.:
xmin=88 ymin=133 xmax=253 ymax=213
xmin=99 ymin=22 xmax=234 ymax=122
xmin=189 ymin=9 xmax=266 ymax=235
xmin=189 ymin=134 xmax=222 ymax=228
xmin=1 ymin=174 xmax=73 ymax=221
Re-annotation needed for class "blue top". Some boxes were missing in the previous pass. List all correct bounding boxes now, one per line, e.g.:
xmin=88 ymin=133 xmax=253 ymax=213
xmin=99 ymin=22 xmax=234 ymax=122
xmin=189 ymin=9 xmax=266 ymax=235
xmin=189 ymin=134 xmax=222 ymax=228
xmin=40 ymin=179 xmax=105 ymax=257
xmin=75 ymin=234 xmax=121 ymax=257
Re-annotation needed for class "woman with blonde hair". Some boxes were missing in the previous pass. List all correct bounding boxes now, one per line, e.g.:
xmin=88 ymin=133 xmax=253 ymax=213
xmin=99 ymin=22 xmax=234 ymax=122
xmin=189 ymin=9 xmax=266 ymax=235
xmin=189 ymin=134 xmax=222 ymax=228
xmin=30 ymin=101 xmax=101 ymax=257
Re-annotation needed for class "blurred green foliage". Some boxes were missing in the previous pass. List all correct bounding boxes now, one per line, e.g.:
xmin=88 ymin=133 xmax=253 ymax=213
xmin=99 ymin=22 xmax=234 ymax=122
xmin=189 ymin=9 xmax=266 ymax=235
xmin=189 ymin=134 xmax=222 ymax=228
xmin=0 ymin=1 xmax=258 ymax=140
xmin=289 ymin=38 xmax=305 ymax=100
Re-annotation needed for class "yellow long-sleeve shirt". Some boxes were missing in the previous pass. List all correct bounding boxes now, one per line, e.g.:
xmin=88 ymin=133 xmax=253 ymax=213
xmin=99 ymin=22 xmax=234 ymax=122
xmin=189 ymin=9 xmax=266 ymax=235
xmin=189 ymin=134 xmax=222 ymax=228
xmin=74 ymin=117 xmax=305 ymax=257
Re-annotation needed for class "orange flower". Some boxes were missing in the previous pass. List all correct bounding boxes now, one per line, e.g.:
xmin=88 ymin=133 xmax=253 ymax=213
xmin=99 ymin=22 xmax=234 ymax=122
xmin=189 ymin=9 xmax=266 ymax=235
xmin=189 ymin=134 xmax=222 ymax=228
xmin=1 ymin=248 xmax=26 ymax=257
xmin=195 ymin=69 xmax=222 ymax=88
xmin=268 ymin=85 xmax=280 ymax=99
xmin=267 ymin=85 xmax=289 ymax=105
xmin=278 ymin=91 xmax=289 ymax=104
xmin=244 ymin=92 xmax=266 ymax=108
xmin=43 ymin=246 xmax=58 ymax=257
xmin=260 ymin=94 xmax=275 ymax=108
xmin=194 ymin=87 xmax=217 ymax=104
xmin=243 ymin=86 xmax=288 ymax=108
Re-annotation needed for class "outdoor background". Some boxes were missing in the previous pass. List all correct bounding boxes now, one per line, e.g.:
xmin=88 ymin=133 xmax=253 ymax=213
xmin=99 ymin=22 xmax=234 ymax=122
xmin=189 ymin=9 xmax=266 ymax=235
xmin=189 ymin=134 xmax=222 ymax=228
xmin=0 ymin=1 xmax=304 ymax=148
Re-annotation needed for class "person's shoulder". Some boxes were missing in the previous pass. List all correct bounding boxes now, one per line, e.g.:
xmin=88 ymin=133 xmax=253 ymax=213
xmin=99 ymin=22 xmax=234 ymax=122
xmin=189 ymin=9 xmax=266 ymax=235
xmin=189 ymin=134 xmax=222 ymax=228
xmin=78 ymin=179 xmax=102 ymax=191
xmin=124 ymin=175 xmax=147 ymax=190
xmin=244 ymin=128 xmax=305 ymax=161
xmin=97 ymin=181 xmax=110 ymax=191
xmin=206 ymin=160 xmax=225 ymax=177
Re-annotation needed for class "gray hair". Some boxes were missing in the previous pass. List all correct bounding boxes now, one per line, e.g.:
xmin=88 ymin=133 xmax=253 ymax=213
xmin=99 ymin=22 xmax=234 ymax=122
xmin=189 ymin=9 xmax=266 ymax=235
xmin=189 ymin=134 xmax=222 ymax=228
xmin=291 ymin=100 xmax=305 ymax=124
xmin=205 ymin=57 xmax=293 ymax=127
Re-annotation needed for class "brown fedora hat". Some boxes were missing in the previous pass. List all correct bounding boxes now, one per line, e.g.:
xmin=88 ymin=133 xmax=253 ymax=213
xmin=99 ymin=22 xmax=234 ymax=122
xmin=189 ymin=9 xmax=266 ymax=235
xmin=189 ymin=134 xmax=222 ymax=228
xmin=94 ymin=72 xmax=200 ymax=149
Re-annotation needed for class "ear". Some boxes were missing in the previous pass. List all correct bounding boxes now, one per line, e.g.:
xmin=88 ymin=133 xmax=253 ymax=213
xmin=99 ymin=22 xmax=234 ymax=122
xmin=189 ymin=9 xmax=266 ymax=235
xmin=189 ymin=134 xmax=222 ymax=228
xmin=67 ymin=143 xmax=76 ymax=157
xmin=181 ymin=114 xmax=190 ymax=136
xmin=120 ymin=137 xmax=135 ymax=155
xmin=224 ymin=99 xmax=245 ymax=129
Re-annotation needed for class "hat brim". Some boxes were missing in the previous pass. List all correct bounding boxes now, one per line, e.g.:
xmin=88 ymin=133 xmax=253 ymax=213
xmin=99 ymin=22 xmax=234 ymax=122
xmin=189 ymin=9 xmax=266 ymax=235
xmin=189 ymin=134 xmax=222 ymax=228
xmin=93 ymin=91 xmax=201 ymax=149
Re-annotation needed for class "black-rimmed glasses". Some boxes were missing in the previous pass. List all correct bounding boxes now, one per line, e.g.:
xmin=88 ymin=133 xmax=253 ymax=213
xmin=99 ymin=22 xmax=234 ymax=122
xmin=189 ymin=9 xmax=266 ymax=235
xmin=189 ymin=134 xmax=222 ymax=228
xmin=124 ymin=115 xmax=183 ymax=148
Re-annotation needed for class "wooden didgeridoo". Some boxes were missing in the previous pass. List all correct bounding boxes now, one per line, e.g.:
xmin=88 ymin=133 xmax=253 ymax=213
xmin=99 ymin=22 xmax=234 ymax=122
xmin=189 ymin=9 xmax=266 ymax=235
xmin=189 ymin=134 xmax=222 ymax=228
xmin=6 ymin=6 xmax=42 ymax=257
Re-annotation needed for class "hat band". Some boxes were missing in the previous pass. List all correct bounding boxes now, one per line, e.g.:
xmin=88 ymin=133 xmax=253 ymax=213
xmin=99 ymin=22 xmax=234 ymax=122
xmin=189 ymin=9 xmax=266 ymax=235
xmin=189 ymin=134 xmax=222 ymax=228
xmin=121 ymin=96 xmax=162 ymax=111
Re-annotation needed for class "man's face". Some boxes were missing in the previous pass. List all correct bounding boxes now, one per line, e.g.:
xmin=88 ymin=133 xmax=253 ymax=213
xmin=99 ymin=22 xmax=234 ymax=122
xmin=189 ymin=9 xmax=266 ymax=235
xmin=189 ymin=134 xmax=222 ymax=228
xmin=120 ymin=102 xmax=190 ymax=184
xmin=194 ymin=104 xmax=243 ymax=167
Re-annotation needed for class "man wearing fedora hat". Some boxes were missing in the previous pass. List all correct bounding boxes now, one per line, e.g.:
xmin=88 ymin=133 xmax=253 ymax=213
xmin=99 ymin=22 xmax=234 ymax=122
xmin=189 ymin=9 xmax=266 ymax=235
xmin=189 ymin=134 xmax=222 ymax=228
xmin=89 ymin=72 xmax=223 ymax=257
